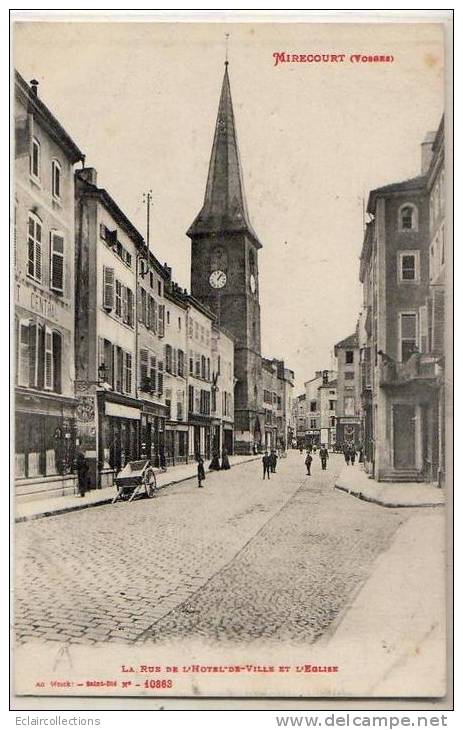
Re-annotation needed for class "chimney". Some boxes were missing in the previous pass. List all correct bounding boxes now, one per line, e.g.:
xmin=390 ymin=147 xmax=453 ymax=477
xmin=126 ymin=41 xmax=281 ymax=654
xmin=421 ymin=131 xmax=436 ymax=174
xmin=30 ymin=79 xmax=39 ymax=96
xmin=78 ymin=167 xmax=98 ymax=186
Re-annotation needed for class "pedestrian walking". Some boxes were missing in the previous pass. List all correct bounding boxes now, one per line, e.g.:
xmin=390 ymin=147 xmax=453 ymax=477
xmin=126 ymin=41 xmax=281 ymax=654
xmin=269 ymin=449 xmax=277 ymax=473
xmin=221 ymin=447 xmax=231 ymax=470
xmin=319 ymin=444 xmax=329 ymax=471
xmin=209 ymin=450 xmax=221 ymax=470
xmin=343 ymin=444 xmax=351 ymax=465
xmin=197 ymin=455 xmax=206 ymax=488
xmin=299 ymin=445 xmax=303 ymax=455
xmin=358 ymin=446 xmax=364 ymax=463
xmin=305 ymin=451 xmax=312 ymax=476
xmin=350 ymin=446 xmax=356 ymax=466
xmin=74 ymin=444 xmax=89 ymax=497
xmin=262 ymin=451 xmax=271 ymax=480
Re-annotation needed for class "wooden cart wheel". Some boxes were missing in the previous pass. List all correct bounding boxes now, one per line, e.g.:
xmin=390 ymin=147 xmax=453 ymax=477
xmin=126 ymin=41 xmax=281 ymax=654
xmin=144 ymin=468 xmax=157 ymax=498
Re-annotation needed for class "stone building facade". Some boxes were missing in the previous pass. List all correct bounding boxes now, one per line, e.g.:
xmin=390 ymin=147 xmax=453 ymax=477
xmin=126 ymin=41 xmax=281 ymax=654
xmin=14 ymin=72 xmax=84 ymax=501
xmin=358 ymin=125 xmax=445 ymax=482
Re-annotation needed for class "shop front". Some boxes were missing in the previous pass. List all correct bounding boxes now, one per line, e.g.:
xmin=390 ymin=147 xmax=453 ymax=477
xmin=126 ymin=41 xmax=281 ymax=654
xmin=97 ymin=391 xmax=142 ymax=488
xmin=188 ymin=416 xmax=211 ymax=461
xmin=15 ymin=390 xmax=78 ymax=502
xmin=223 ymin=423 xmax=234 ymax=455
xmin=336 ymin=417 xmax=361 ymax=447
xmin=165 ymin=423 xmax=189 ymax=466
xmin=140 ymin=402 xmax=168 ymax=468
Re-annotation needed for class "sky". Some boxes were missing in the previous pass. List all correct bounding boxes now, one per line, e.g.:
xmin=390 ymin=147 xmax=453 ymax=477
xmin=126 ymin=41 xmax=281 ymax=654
xmin=14 ymin=20 xmax=444 ymax=392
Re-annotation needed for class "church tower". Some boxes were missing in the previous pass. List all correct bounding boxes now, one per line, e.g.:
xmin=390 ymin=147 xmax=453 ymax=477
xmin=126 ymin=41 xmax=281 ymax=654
xmin=187 ymin=62 xmax=264 ymax=453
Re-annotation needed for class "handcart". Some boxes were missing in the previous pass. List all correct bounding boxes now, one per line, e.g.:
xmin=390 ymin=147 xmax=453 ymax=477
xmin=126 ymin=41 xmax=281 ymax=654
xmin=112 ymin=460 xmax=158 ymax=503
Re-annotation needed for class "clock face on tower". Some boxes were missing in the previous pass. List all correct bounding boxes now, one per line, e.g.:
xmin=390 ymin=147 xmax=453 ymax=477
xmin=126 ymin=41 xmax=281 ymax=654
xmin=209 ymin=270 xmax=227 ymax=289
xmin=250 ymin=273 xmax=256 ymax=294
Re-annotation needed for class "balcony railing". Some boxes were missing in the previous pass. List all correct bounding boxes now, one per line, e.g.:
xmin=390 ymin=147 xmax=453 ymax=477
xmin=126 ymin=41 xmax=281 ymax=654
xmin=379 ymin=353 xmax=442 ymax=386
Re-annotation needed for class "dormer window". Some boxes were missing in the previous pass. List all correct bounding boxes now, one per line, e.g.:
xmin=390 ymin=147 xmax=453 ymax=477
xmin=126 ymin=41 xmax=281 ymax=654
xmin=399 ymin=204 xmax=418 ymax=232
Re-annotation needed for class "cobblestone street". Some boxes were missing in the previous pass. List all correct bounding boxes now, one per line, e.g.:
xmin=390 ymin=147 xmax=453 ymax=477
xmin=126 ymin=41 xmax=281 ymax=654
xmin=15 ymin=453 xmax=413 ymax=646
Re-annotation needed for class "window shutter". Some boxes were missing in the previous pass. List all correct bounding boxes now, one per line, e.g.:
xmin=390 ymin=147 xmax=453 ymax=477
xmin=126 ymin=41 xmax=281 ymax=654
xmin=140 ymin=348 xmax=149 ymax=386
xmin=50 ymin=232 xmax=64 ymax=293
xmin=157 ymin=360 xmax=164 ymax=395
xmin=432 ymin=288 xmax=445 ymax=354
xmin=158 ymin=305 xmax=165 ymax=337
xmin=52 ymin=331 xmax=62 ymax=393
xmin=419 ymin=305 xmax=428 ymax=354
xmin=137 ymin=286 xmax=143 ymax=322
xmin=145 ymin=292 xmax=150 ymax=328
xmin=125 ymin=353 xmax=132 ymax=394
xmin=44 ymin=327 xmax=53 ymax=390
xmin=122 ymin=286 xmax=129 ymax=324
xmin=150 ymin=356 xmax=157 ymax=390
xmin=34 ymin=219 xmax=42 ymax=281
xmin=127 ymin=288 xmax=134 ymax=327
xmin=172 ymin=348 xmax=177 ymax=376
xmin=152 ymin=299 xmax=158 ymax=333
xmin=18 ymin=319 xmax=30 ymax=386
xmin=99 ymin=223 xmax=107 ymax=240
xmin=103 ymin=266 xmax=115 ymax=310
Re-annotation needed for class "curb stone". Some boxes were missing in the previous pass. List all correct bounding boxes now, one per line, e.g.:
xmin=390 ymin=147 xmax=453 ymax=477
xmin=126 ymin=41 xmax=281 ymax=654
xmin=15 ymin=456 xmax=261 ymax=523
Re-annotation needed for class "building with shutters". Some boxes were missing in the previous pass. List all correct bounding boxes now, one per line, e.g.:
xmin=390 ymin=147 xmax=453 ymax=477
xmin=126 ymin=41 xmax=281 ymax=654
xmin=211 ymin=323 xmax=235 ymax=457
xmin=162 ymin=280 xmax=189 ymax=465
xmin=74 ymin=167 xmax=144 ymax=488
xmin=186 ymin=296 xmax=214 ymax=461
xmin=334 ymin=331 xmax=362 ymax=447
xmin=262 ymin=358 xmax=295 ymax=451
xmin=14 ymin=72 xmax=85 ymax=501
xmin=137 ymin=251 xmax=169 ymax=468
xmin=358 ymin=123 xmax=445 ymax=482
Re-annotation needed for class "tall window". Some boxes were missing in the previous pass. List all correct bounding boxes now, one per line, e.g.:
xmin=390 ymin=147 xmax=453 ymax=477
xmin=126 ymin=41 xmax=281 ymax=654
xmin=345 ymin=350 xmax=354 ymax=364
xmin=30 ymin=137 xmax=41 ymax=180
xmin=399 ymin=313 xmax=417 ymax=362
xmin=52 ymin=160 xmax=61 ymax=199
xmin=398 ymin=251 xmax=419 ymax=282
xmin=28 ymin=213 xmax=42 ymax=282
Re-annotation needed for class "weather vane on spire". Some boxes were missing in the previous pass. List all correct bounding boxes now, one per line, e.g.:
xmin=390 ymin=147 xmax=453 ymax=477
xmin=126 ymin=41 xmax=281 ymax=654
xmin=225 ymin=32 xmax=230 ymax=66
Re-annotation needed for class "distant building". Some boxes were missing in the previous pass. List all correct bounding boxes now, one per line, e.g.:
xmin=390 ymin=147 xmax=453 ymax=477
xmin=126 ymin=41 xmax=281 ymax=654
xmin=293 ymin=394 xmax=307 ymax=447
xmin=359 ymin=125 xmax=445 ymax=482
xmin=334 ymin=331 xmax=361 ymax=446
xmin=262 ymin=358 xmax=294 ymax=450
xmin=14 ymin=72 xmax=84 ymax=501
xmin=317 ymin=376 xmax=338 ymax=448
xmin=304 ymin=370 xmax=336 ymax=446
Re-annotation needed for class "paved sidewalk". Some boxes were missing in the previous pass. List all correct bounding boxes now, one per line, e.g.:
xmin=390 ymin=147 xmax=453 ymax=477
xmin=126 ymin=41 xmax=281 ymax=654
xmin=334 ymin=464 xmax=444 ymax=508
xmin=14 ymin=455 xmax=260 ymax=523
xmin=323 ymin=510 xmax=446 ymax=697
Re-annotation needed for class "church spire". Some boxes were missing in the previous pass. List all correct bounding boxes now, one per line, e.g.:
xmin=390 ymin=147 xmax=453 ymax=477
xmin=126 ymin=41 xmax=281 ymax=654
xmin=187 ymin=63 xmax=262 ymax=248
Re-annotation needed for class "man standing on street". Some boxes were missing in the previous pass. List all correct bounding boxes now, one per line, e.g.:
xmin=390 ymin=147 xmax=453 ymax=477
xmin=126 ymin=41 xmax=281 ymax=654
xmin=319 ymin=444 xmax=329 ymax=471
xmin=197 ymin=455 xmax=206 ymax=488
xmin=350 ymin=446 xmax=357 ymax=466
xmin=305 ymin=450 xmax=313 ymax=476
xmin=262 ymin=451 xmax=271 ymax=480
xmin=270 ymin=449 xmax=277 ymax=473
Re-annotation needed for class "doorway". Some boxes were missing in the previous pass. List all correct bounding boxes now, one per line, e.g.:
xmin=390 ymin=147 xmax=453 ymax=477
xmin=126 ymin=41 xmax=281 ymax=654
xmin=393 ymin=404 xmax=416 ymax=469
